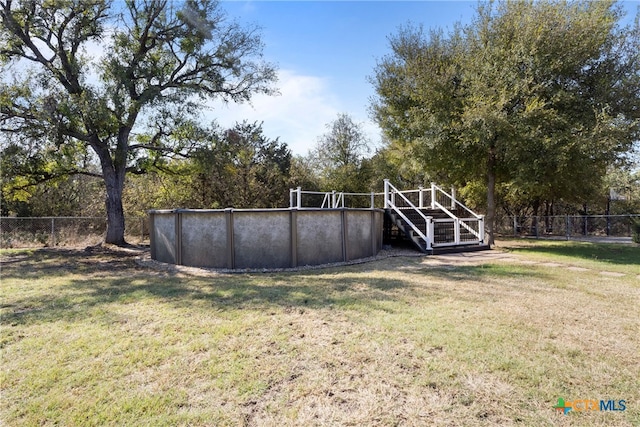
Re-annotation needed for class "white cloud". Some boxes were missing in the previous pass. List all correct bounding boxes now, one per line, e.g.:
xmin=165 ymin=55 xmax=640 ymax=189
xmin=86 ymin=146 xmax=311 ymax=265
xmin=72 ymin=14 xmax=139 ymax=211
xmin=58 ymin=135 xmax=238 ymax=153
xmin=203 ymin=70 xmax=345 ymax=155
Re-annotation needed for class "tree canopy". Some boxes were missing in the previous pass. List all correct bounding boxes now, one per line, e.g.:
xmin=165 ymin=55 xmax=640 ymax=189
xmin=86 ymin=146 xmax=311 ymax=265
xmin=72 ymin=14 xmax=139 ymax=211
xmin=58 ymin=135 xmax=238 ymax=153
xmin=309 ymin=113 xmax=372 ymax=194
xmin=0 ymin=0 xmax=277 ymax=244
xmin=189 ymin=121 xmax=292 ymax=208
xmin=371 ymin=0 xmax=640 ymax=244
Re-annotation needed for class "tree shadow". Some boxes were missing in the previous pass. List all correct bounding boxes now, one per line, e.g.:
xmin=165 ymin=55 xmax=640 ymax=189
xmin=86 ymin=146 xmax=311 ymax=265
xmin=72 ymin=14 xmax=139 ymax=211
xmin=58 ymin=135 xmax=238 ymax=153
xmin=1 ymin=249 xmax=419 ymax=327
xmin=0 ymin=247 xmax=140 ymax=280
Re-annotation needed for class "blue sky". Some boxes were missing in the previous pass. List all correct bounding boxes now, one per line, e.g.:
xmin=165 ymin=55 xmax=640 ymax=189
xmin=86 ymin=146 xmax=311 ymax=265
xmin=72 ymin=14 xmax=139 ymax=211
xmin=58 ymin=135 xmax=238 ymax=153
xmin=210 ymin=1 xmax=639 ymax=156
xmin=210 ymin=1 xmax=479 ymax=155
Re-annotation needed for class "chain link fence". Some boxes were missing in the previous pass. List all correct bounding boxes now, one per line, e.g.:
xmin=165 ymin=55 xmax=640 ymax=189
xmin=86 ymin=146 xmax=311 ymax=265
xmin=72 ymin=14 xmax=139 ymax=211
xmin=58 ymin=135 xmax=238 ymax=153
xmin=3 ymin=214 xmax=637 ymax=248
xmin=495 ymin=214 xmax=639 ymax=239
xmin=0 ymin=216 xmax=149 ymax=248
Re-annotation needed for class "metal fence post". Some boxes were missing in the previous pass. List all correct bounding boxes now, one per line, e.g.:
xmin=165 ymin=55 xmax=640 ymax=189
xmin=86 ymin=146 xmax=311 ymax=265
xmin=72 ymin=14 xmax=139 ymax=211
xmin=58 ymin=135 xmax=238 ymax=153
xmin=584 ymin=215 xmax=588 ymax=236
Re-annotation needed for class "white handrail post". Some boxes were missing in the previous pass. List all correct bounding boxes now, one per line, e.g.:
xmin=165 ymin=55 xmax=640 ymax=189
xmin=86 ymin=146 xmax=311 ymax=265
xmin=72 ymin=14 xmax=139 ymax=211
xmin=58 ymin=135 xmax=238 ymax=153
xmin=332 ymin=190 xmax=336 ymax=208
xmin=383 ymin=179 xmax=390 ymax=209
xmin=430 ymin=182 xmax=436 ymax=209
xmin=454 ymin=218 xmax=460 ymax=244
xmin=418 ymin=186 xmax=424 ymax=209
xmin=426 ymin=218 xmax=433 ymax=250
xmin=480 ymin=215 xmax=485 ymax=243
xmin=289 ymin=188 xmax=294 ymax=208
xmin=451 ymin=187 xmax=456 ymax=210
xmin=297 ymin=187 xmax=302 ymax=209
xmin=370 ymin=192 xmax=375 ymax=209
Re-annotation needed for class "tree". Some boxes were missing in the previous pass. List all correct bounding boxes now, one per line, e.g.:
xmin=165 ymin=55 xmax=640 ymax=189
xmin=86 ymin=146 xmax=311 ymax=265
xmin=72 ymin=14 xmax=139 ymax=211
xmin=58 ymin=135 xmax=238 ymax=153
xmin=311 ymin=113 xmax=371 ymax=193
xmin=371 ymin=1 xmax=640 ymax=244
xmin=190 ymin=121 xmax=291 ymax=208
xmin=288 ymin=155 xmax=321 ymax=193
xmin=0 ymin=0 xmax=276 ymax=244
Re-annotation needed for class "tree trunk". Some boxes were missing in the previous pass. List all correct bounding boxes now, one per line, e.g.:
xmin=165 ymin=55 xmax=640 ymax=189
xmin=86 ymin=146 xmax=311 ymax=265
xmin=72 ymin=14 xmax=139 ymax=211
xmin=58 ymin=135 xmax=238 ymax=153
xmin=531 ymin=199 xmax=540 ymax=236
xmin=90 ymin=133 xmax=129 ymax=246
xmin=486 ymin=145 xmax=497 ymax=246
xmin=103 ymin=167 xmax=127 ymax=245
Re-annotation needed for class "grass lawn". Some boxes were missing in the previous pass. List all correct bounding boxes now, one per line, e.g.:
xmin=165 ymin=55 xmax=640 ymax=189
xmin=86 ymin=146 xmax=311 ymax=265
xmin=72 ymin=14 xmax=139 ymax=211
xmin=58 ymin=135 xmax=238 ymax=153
xmin=497 ymin=239 xmax=640 ymax=275
xmin=1 ymin=241 xmax=639 ymax=426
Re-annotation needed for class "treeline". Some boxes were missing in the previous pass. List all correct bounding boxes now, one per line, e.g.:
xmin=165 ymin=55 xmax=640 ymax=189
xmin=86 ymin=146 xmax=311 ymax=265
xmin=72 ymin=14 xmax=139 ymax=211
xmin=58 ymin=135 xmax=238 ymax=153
xmin=0 ymin=116 xmax=384 ymax=217
xmin=2 ymin=114 xmax=638 ymax=220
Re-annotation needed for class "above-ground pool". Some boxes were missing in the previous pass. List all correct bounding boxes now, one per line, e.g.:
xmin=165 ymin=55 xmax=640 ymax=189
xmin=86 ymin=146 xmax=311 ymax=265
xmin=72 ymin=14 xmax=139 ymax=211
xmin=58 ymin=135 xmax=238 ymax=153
xmin=149 ymin=208 xmax=384 ymax=269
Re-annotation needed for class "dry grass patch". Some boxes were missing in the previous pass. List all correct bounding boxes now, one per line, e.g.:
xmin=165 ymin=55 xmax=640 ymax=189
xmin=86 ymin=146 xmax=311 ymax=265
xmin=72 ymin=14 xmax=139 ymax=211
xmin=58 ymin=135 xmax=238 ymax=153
xmin=1 ymin=244 xmax=638 ymax=426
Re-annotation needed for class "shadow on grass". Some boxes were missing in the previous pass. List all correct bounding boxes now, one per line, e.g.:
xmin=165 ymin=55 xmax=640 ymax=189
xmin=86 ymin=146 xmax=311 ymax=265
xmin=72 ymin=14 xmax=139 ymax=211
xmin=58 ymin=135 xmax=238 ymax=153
xmin=504 ymin=242 xmax=640 ymax=267
xmin=2 ymin=248 xmax=555 ymax=327
xmin=0 ymin=247 xmax=140 ymax=280
xmin=1 ymin=249 xmax=422 ymax=326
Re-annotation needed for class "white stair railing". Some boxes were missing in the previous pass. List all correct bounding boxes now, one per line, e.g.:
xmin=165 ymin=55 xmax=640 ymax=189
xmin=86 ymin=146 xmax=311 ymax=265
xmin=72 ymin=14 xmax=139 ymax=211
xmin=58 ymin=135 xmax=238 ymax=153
xmin=384 ymin=179 xmax=433 ymax=250
xmin=430 ymin=183 xmax=485 ymax=244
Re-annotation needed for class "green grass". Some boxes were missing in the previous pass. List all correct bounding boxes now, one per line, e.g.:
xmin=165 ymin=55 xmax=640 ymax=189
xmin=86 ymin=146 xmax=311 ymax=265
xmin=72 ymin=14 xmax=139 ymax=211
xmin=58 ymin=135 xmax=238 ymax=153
xmin=1 ymin=243 xmax=639 ymax=426
xmin=497 ymin=239 xmax=640 ymax=274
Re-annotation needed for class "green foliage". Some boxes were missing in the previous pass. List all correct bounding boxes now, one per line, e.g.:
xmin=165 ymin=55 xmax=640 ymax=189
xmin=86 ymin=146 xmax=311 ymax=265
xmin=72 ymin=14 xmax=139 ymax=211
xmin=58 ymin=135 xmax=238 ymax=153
xmin=288 ymin=155 xmax=322 ymax=192
xmin=0 ymin=139 xmax=101 ymax=215
xmin=371 ymin=0 xmax=640 ymax=241
xmin=191 ymin=121 xmax=292 ymax=208
xmin=604 ymin=166 xmax=640 ymax=214
xmin=1 ymin=0 xmax=277 ymax=243
xmin=123 ymin=122 xmax=292 ymax=211
xmin=308 ymin=114 xmax=372 ymax=193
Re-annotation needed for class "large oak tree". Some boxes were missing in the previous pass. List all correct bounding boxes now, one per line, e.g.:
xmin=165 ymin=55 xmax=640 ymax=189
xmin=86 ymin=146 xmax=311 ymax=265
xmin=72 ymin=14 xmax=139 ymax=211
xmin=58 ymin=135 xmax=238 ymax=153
xmin=371 ymin=0 xmax=639 ymax=244
xmin=0 ymin=0 xmax=276 ymax=244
